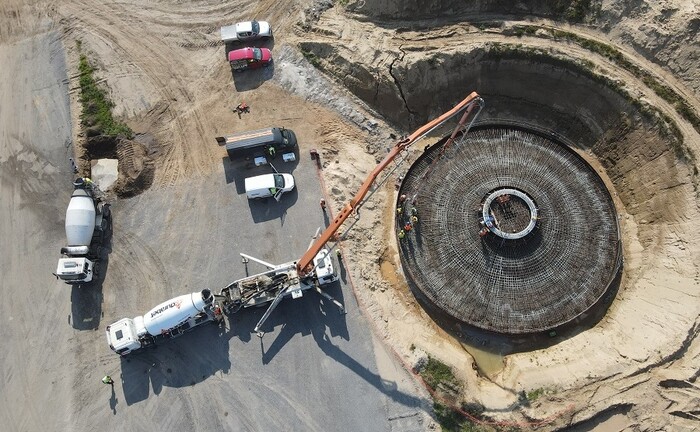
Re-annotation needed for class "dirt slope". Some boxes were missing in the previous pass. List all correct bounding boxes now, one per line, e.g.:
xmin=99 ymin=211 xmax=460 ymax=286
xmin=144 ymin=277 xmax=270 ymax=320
xmin=1 ymin=0 xmax=699 ymax=430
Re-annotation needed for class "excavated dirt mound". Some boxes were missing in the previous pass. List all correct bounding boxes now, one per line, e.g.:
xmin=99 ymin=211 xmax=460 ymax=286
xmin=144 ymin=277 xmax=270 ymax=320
xmin=82 ymin=134 xmax=154 ymax=198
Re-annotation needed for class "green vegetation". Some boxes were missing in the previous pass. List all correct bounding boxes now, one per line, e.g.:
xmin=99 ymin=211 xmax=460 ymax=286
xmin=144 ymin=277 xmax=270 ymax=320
xmin=77 ymin=43 xmax=132 ymax=138
xmin=434 ymin=402 xmax=464 ymax=431
xmin=420 ymin=358 xmax=481 ymax=431
xmin=434 ymin=402 xmax=486 ymax=431
xmin=476 ymin=22 xmax=503 ymax=31
xmin=507 ymin=26 xmax=700 ymax=144
xmin=552 ymin=0 xmax=595 ymax=23
xmin=420 ymin=356 xmax=457 ymax=390
xmin=301 ymin=49 xmax=321 ymax=68
xmin=434 ymin=402 xmax=495 ymax=432
xmin=484 ymin=41 xmax=693 ymax=162
xmin=526 ymin=387 xmax=545 ymax=401
xmin=512 ymin=25 xmax=539 ymax=38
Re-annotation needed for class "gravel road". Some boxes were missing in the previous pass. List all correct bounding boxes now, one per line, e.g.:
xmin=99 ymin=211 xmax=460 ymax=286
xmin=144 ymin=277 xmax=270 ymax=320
xmin=0 ymin=30 xmax=431 ymax=432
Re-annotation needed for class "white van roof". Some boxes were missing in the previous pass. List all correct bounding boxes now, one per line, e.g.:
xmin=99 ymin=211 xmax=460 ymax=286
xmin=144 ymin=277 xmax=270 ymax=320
xmin=245 ymin=174 xmax=277 ymax=191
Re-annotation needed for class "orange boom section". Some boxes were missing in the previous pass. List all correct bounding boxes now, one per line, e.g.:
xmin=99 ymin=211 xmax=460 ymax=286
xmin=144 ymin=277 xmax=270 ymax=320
xmin=296 ymin=92 xmax=484 ymax=276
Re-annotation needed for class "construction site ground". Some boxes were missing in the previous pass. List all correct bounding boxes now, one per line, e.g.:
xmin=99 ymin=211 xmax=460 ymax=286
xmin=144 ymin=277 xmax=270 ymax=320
xmin=1 ymin=0 xmax=699 ymax=431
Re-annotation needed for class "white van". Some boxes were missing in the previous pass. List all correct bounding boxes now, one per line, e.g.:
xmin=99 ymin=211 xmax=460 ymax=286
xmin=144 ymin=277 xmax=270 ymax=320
xmin=244 ymin=173 xmax=295 ymax=201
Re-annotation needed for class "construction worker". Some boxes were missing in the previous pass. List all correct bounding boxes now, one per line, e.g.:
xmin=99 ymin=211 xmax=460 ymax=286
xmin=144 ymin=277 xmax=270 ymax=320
xmin=84 ymin=177 xmax=94 ymax=188
xmin=267 ymin=145 xmax=276 ymax=159
xmin=398 ymin=229 xmax=405 ymax=240
xmin=102 ymin=375 xmax=114 ymax=385
xmin=411 ymin=215 xmax=418 ymax=224
xmin=320 ymin=198 xmax=327 ymax=213
xmin=404 ymin=222 xmax=412 ymax=232
xmin=336 ymin=249 xmax=342 ymax=258
xmin=396 ymin=207 xmax=403 ymax=216
xmin=399 ymin=194 xmax=406 ymax=204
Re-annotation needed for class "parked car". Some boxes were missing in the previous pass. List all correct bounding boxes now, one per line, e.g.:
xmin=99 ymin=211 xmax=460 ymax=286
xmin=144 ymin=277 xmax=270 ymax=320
xmin=228 ymin=47 xmax=272 ymax=72
xmin=220 ymin=21 xmax=273 ymax=43
xmin=244 ymin=173 xmax=295 ymax=201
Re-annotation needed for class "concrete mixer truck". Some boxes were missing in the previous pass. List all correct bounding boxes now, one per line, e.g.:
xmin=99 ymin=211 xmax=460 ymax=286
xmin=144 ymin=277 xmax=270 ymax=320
xmin=106 ymin=289 xmax=223 ymax=355
xmin=54 ymin=178 xmax=111 ymax=284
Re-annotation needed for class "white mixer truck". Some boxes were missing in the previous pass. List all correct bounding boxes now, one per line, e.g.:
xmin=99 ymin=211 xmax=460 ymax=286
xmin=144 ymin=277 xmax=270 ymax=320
xmin=106 ymin=289 xmax=223 ymax=355
xmin=106 ymin=249 xmax=342 ymax=355
xmin=54 ymin=178 xmax=111 ymax=284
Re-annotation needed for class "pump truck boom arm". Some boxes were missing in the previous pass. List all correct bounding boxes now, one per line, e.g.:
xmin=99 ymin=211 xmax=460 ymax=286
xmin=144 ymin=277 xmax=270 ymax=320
xmin=106 ymin=92 xmax=485 ymax=353
xmin=296 ymin=92 xmax=484 ymax=276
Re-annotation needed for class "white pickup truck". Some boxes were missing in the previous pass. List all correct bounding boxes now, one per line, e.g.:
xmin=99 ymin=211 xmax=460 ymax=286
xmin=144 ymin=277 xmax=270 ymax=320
xmin=221 ymin=20 xmax=272 ymax=43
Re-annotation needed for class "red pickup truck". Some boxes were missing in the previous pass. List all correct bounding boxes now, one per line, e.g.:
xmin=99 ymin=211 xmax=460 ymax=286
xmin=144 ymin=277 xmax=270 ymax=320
xmin=228 ymin=47 xmax=272 ymax=72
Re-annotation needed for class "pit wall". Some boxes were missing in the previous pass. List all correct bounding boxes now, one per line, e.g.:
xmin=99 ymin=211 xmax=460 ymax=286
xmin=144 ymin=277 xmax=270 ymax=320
xmin=301 ymin=41 xmax=700 ymax=370
xmin=341 ymin=0 xmax=700 ymax=98
xmin=301 ymin=42 xmax=636 ymax=141
xmin=344 ymin=0 xmax=583 ymax=22
xmin=299 ymin=41 xmax=694 ymax=230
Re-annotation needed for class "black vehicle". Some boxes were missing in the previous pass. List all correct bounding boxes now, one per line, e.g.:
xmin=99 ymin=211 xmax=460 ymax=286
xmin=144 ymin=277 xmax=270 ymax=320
xmin=216 ymin=127 xmax=297 ymax=160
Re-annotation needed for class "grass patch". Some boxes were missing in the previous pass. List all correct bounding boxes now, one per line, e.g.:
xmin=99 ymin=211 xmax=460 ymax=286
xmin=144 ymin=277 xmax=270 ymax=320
xmin=484 ymin=42 xmax=692 ymax=162
xmin=301 ymin=49 xmax=321 ymax=68
xmin=526 ymin=388 xmax=545 ymax=401
xmin=549 ymin=0 xmax=596 ymax=23
xmin=420 ymin=356 xmax=457 ymax=390
xmin=476 ymin=21 xmax=504 ymax=31
xmin=433 ymin=402 xmax=492 ymax=432
xmin=434 ymin=402 xmax=464 ymax=431
xmin=77 ymin=43 xmax=133 ymax=138
xmin=419 ymin=357 xmax=497 ymax=431
xmin=511 ymin=25 xmax=539 ymax=38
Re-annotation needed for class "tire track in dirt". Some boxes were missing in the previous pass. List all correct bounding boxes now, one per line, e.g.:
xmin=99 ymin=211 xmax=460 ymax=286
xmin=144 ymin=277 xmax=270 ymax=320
xmin=60 ymin=0 xmax=309 ymax=191
xmin=59 ymin=0 xmax=221 ymax=188
xmin=106 ymin=229 xmax=169 ymax=310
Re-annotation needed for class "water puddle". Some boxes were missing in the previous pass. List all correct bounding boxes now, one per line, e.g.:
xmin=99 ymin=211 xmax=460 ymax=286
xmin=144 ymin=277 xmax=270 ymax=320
xmin=460 ymin=342 xmax=505 ymax=378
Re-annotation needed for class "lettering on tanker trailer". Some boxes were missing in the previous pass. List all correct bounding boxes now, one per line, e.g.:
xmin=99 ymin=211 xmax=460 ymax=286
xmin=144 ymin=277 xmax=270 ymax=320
xmin=150 ymin=299 xmax=183 ymax=318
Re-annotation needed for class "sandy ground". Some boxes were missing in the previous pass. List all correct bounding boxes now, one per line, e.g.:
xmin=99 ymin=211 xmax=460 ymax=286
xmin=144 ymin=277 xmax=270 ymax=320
xmin=0 ymin=1 xmax=433 ymax=431
xmin=288 ymin=1 xmax=700 ymax=429
xmin=1 ymin=0 xmax=699 ymax=430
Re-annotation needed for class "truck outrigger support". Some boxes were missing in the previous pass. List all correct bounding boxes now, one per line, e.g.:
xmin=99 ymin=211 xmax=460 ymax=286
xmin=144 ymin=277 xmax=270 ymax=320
xmin=241 ymin=252 xmax=346 ymax=338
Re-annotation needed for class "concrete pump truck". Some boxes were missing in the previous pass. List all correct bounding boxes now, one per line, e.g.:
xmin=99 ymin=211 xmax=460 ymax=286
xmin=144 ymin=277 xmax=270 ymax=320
xmin=106 ymin=92 xmax=484 ymax=355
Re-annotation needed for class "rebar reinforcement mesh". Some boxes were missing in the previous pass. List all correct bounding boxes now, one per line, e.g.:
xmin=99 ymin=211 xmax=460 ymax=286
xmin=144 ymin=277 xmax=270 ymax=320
xmin=398 ymin=126 xmax=622 ymax=334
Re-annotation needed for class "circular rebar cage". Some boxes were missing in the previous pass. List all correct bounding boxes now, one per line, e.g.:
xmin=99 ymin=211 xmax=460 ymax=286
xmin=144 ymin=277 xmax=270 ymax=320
xmin=397 ymin=126 xmax=622 ymax=334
